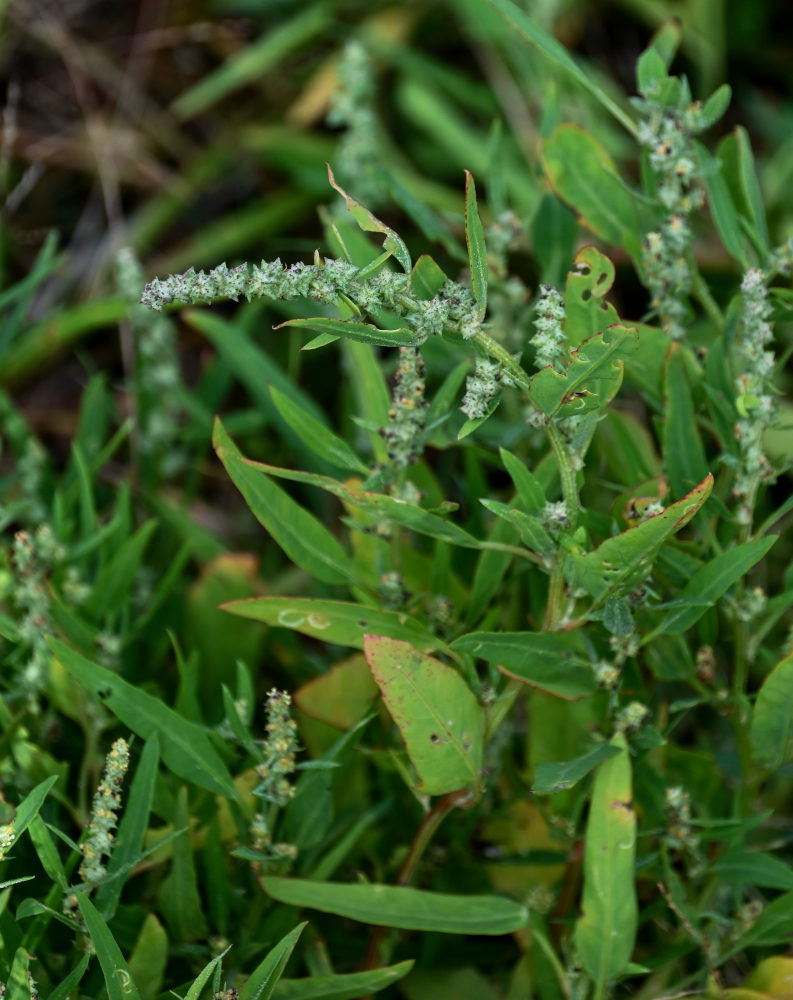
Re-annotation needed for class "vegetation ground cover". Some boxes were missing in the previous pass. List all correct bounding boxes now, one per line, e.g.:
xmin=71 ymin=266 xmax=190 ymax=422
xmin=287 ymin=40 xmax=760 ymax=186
xmin=1 ymin=2 xmax=793 ymax=999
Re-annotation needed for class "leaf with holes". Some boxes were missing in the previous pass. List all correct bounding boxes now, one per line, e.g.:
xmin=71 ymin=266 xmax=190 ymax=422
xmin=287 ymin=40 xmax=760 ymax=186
xmin=363 ymin=636 xmax=484 ymax=797
xmin=528 ymin=325 xmax=638 ymax=419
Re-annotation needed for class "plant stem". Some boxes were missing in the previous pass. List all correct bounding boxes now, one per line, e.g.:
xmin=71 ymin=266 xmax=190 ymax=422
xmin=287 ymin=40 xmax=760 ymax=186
xmin=360 ymin=789 xmax=470 ymax=974
xmin=544 ymin=423 xmax=580 ymax=630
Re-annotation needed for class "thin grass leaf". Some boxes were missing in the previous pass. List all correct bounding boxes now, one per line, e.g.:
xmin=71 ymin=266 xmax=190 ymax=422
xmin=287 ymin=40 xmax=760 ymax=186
xmin=75 ymin=890 xmax=143 ymax=1000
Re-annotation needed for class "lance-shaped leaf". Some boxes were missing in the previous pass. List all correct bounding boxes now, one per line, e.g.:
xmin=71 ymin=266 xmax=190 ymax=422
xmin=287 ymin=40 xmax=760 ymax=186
xmin=222 ymin=596 xmax=447 ymax=653
xmin=328 ymin=164 xmax=411 ymax=272
xmin=76 ymin=891 xmax=143 ymax=1000
xmin=663 ymin=344 xmax=708 ymax=498
xmin=364 ymin=635 xmax=484 ymax=796
xmin=411 ymin=253 xmax=448 ymax=299
xmin=541 ymin=125 xmax=644 ymax=259
xmin=273 ymin=961 xmax=414 ymax=1000
xmin=275 ymin=316 xmax=420 ymax=349
xmin=269 ymin=385 xmax=369 ymax=475
xmin=485 ymin=0 xmax=638 ymax=136
xmin=570 ymin=474 xmax=713 ymax=604
xmin=646 ymin=535 xmax=776 ymax=640
xmin=263 ymin=877 xmax=527 ymax=935
xmin=574 ymin=732 xmax=637 ymax=990
xmin=532 ymin=743 xmax=621 ymax=794
xmin=240 ymin=923 xmax=307 ymax=1000
xmin=451 ymin=631 xmax=596 ymax=700
xmin=751 ymin=650 xmax=793 ymax=773
xmin=214 ymin=418 xmax=357 ymax=586
xmin=465 ymin=170 xmax=487 ymax=319
xmin=49 ymin=638 xmax=240 ymax=803
xmin=528 ymin=325 xmax=638 ymax=419
xmin=238 ymin=456 xmax=482 ymax=550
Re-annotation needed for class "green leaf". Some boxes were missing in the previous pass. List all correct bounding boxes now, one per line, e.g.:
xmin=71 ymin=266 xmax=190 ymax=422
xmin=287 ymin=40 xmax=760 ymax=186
xmin=718 ymin=127 xmax=769 ymax=251
xmin=273 ymin=961 xmax=414 ymax=1000
xmin=410 ymin=254 xmax=448 ymax=300
xmin=237 ymin=455 xmax=483 ymax=551
xmin=699 ymin=83 xmax=732 ymax=130
xmin=528 ymin=325 xmax=638 ymax=418
xmin=171 ymin=6 xmax=329 ymax=119
xmin=450 ymin=631 xmax=596 ymax=700
xmin=485 ymin=0 xmax=637 ymax=137
xmin=75 ymin=890 xmax=143 ymax=1000
xmin=3 ymin=775 xmax=58 ymax=852
xmin=464 ymin=171 xmax=488 ymax=319
xmin=574 ymin=732 xmax=637 ymax=989
xmin=263 ymin=877 xmax=528 ymax=935
xmin=85 ymin=519 xmax=157 ymax=619
xmin=27 ymin=815 xmax=68 ymax=891
xmin=647 ymin=536 xmax=776 ymax=639
xmin=499 ymin=447 xmax=545 ymax=513
xmin=284 ymin=719 xmax=368 ymax=850
xmin=240 ymin=922 xmax=307 ymax=1000
xmin=465 ymin=515 xmax=518 ymax=628
xmin=5 ymin=948 xmax=31 ymax=1000
xmin=328 ymin=165 xmax=411 ymax=272
xmin=562 ymin=246 xmax=619 ymax=348
xmin=364 ymin=636 xmax=484 ymax=796
xmin=479 ymin=498 xmax=554 ymax=556
xmin=50 ymin=638 xmax=240 ymax=802
xmin=159 ymin=787 xmax=208 ymax=942
xmin=711 ymin=849 xmax=793 ymax=890
xmin=48 ymin=955 xmax=91 ymax=1000
xmin=183 ymin=949 xmax=231 ymax=1000
xmin=128 ymin=914 xmax=168 ymax=1000
xmin=222 ymin=597 xmax=446 ymax=653
xmin=663 ymin=344 xmax=709 ymax=499
xmin=695 ymin=140 xmax=748 ymax=267
xmin=270 ymin=386 xmax=369 ymax=475
xmin=751 ymin=650 xmax=793 ymax=772
xmin=636 ymin=47 xmax=667 ymax=95
xmin=213 ymin=418 xmax=356 ymax=586
xmin=541 ymin=126 xmax=643 ymax=259
xmin=276 ymin=316 xmax=420 ymax=349
xmin=185 ymin=309 xmax=326 ymax=425
xmin=727 ymin=889 xmax=793 ymax=952
xmin=646 ymin=21 xmax=680 ymax=69
xmin=570 ymin=474 xmax=713 ymax=604
xmin=532 ymin=744 xmax=621 ymax=794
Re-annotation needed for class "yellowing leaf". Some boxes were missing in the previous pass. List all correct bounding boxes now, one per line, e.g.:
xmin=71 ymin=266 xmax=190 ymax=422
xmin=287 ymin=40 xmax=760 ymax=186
xmin=364 ymin=636 xmax=484 ymax=797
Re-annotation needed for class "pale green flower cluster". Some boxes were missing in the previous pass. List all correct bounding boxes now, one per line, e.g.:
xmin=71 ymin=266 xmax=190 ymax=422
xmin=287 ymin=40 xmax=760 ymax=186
xmin=635 ymin=85 xmax=708 ymax=339
xmin=0 ymin=391 xmax=48 ymax=528
xmin=0 ymin=821 xmax=15 ymax=860
xmin=251 ymin=689 xmax=299 ymax=862
xmin=530 ymin=284 xmax=567 ymax=371
xmin=665 ymin=785 xmax=699 ymax=853
xmin=732 ymin=267 xmax=777 ymax=525
xmin=327 ymin=41 xmax=384 ymax=207
xmin=79 ymin=737 xmax=130 ymax=886
xmin=11 ymin=526 xmax=63 ymax=693
xmin=382 ymin=347 xmax=428 ymax=469
xmin=616 ymin=700 xmax=649 ymax=732
xmin=141 ymin=258 xmax=486 ymax=345
xmin=117 ymin=247 xmax=185 ymax=478
xmin=460 ymin=357 xmax=501 ymax=420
